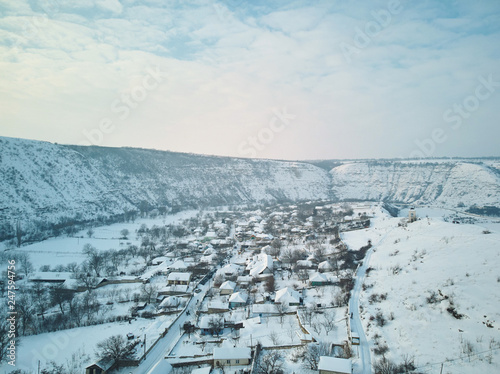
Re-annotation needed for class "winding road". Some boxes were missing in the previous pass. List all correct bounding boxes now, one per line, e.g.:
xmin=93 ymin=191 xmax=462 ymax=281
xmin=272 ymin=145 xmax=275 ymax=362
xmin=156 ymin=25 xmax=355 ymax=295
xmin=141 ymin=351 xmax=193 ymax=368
xmin=348 ymin=226 xmax=395 ymax=374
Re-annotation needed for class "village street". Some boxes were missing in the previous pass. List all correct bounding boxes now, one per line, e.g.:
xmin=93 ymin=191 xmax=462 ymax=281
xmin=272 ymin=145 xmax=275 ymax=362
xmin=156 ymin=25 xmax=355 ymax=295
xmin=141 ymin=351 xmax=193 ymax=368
xmin=128 ymin=279 xmax=211 ymax=374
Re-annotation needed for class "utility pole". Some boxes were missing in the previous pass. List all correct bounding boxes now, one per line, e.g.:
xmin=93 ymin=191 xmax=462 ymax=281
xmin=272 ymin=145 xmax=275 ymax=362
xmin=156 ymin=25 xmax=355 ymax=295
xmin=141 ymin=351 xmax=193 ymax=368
xmin=144 ymin=334 xmax=147 ymax=359
xmin=440 ymin=363 xmax=443 ymax=374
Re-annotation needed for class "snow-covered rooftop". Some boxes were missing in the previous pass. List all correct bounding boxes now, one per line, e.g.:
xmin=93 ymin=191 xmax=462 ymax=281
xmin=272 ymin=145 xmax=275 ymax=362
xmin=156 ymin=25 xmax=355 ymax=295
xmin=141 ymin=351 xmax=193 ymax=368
xmin=318 ymin=356 xmax=351 ymax=373
xmin=213 ymin=347 xmax=251 ymax=360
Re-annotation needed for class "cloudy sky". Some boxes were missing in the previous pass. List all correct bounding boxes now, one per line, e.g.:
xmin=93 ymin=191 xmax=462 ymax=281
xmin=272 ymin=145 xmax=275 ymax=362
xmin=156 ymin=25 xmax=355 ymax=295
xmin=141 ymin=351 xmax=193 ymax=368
xmin=0 ymin=0 xmax=499 ymax=160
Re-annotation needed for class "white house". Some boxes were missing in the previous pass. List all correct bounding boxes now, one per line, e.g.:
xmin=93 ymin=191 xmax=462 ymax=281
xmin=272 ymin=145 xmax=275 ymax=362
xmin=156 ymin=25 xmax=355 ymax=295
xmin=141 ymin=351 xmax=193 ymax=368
xmin=247 ymin=253 xmax=273 ymax=278
xmin=318 ymin=260 xmax=333 ymax=272
xmin=219 ymin=280 xmax=236 ymax=295
xmin=167 ymin=272 xmax=191 ymax=285
xmin=275 ymin=287 xmax=301 ymax=306
xmin=310 ymin=272 xmax=329 ymax=286
xmin=213 ymin=347 xmax=251 ymax=367
xmin=318 ymin=356 xmax=352 ymax=374
xmin=229 ymin=291 xmax=248 ymax=308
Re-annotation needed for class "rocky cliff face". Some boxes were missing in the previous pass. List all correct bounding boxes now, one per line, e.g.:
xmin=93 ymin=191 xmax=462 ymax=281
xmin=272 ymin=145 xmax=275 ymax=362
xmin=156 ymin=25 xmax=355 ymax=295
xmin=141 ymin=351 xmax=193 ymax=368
xmin=330 ymin=161 xmax=500 ymax=207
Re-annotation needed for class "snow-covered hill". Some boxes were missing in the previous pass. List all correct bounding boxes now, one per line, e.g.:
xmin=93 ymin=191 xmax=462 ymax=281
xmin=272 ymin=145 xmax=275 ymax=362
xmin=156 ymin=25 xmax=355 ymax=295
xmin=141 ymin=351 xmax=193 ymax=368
xmin=1 ymin=136 xmax=499 ymax=243
xmin=0 ymin=136 xmax=330 ymax=241
xmin=330 ymin=161 xmax=500 ymax=207
xmin=357 ymin=217 xmax=500 ymax=373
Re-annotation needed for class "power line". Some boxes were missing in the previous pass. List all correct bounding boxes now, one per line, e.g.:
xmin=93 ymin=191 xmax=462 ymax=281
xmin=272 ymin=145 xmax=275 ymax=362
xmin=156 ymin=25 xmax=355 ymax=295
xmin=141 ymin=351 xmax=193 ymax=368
xmin=414 ymin=346 xmax=500 ymax=371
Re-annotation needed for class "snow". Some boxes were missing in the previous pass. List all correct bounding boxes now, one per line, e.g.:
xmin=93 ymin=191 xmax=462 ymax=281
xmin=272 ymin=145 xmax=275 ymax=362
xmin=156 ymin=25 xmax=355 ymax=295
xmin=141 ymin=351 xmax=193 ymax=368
xmin=213 ymin=347 xmax=251 ymax=360
xmin=167 ymin=272 xmax=191 ymax=282
xmin=358 ymin=213 xmax=500 ymax=373
xmin=229 ymin=291 xmax=248 ymax=304
xmin=318 ymin=356 xmax=352 ymax=373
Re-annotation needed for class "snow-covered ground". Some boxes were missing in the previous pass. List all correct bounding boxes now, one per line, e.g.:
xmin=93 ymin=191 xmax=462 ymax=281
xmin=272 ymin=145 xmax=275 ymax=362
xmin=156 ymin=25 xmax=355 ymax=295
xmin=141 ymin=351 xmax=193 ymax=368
xmin=358 ymin=212 xmax=500 ymax=373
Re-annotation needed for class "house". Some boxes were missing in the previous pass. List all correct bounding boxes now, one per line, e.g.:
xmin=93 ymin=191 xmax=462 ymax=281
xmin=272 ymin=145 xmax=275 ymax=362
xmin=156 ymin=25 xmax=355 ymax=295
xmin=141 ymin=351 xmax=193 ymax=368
xmin=28 ymin=272 xmax=73 ymax=284
xmin=213 ymin=347 xmax=251 ymax=367
xmin=251 ymin=303 xmax=279 ymax=317
xmin=207 ymin=300 xmax=229 ymax=314
xmin=219 ymin=280 xmax=236 ymax=295
xmin=169 ymin=259 xmax=189 ymax=272
xmin=275 ymin=287 xmax=301 ymax=306
xmin=229 ymin=292 xmax=248 ymax=308
xmin=167 ymin=272 xmax=191 ymax=285
xmin=318 ymin=356 xmax=352 ymax=374
xmin=318 ymin=261 xmax=333 ymax=272
xmin=247 ymin=253 xmax=273 ymax=278
xmin=85 ymin=358 xmax=115 ymax=374
xmin=158 ymin=296 xmax=182 ymax=310
xmin=158 ymin=284 xmax=189 ymax=296
xmin=236 ymin=275 xmax=253 ymax=287
xmin=221 ymin=263 xmax=241 ymax=278
xmin=310 ymin=272 xmax=329 ymax=286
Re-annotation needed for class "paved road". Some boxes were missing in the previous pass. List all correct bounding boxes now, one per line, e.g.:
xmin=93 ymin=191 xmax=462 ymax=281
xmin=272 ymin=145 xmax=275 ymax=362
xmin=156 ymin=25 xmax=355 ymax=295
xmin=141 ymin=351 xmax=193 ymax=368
xmin=132 ymin=281 xmax=210 ymax=374
xmin=349 ymin=227 xmax=395 ymax=374
xmin=349 ymin=247 xmax=374 ymax=374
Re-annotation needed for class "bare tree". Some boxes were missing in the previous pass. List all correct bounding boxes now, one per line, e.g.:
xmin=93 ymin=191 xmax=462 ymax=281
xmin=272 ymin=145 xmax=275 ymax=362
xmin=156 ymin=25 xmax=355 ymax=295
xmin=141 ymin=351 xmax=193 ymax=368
xmin=120 ymin=229 xmax=129 ymax=239
xmin=96 ymin=335 xmax=134 ymax=361
xmin=269 ymin=331 xmax=281 ymax=346
xmin=230 ymin=329 xmax=241 ymax=346
xmin=275 ymin=302 xmax=288 ymax=325
xmin=208 ymin=317 xmax=224 ymax=337
xmin=256 ymin=351 xmax=284 ymax=374
xmin=32 ymin=281 xmax=48 ymax=320
xmin=140 ymin=282 xmax=159 ymax=304
xmin=302 ymin=342 xmax=330 ymax=370
xmin=50 ymin=285 xmax=74 ymax=315
xmin=321 ymin=310 xmax=337 ymax=336
xmin=18 ymin=252 xmax=34 ymax=277
xmin=15 ymin=221 xmax=22 ymax=247
xmin=75 ymin=264 xmax=99 ymax=292
xmin=86 ymin=228 xmax=94 ymax=238
xmin=264 ymin=276 xmax=275 ymax=293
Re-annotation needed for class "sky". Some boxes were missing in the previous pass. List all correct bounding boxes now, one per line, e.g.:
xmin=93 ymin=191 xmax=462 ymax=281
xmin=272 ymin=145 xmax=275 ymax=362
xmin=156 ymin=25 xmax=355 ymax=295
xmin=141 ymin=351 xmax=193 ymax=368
xmin=0 ymin=0 xmax=499 ymax=160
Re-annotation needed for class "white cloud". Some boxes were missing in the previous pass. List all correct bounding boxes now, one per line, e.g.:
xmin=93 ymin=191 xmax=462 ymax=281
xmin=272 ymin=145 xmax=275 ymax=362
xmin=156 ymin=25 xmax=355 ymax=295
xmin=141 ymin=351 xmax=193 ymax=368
xmin=0 ymin=0 xmax=499 ymax=159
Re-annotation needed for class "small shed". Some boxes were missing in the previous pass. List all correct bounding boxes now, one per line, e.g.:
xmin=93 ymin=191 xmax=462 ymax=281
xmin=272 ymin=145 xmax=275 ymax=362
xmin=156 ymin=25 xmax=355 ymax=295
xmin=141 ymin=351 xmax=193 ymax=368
xmin=318 ymin=356 xmax=352 ymax=374
xmin=85 ymin=358 xmax=115 ymax=374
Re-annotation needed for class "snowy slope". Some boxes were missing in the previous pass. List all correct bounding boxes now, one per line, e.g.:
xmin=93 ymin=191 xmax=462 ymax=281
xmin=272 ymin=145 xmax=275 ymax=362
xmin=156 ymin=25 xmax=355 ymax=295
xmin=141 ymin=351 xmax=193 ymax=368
xmin=359 ymin=217 xmax=500 ymax=373
xmin=330 ymin=161 xmax=500 ymax=207
xmin=0 ymin=136 xmax=330 ymax=240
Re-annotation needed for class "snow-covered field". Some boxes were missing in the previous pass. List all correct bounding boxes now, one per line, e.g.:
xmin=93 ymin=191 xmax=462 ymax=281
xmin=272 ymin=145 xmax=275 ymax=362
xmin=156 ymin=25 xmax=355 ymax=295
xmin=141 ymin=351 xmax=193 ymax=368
xmin=359 ymin=213 xmax=500 ymax=373
xmin=7 ymin=315 xmax=176 ymax=373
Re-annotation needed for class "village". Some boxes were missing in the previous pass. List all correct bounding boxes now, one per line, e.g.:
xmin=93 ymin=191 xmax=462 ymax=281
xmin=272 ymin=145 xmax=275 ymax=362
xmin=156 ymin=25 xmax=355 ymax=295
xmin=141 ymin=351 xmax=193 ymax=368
xmin=83 ymin=201 xmax=374 ymax=374
xmin=3 ymin=201 xmax=378 ymax=374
